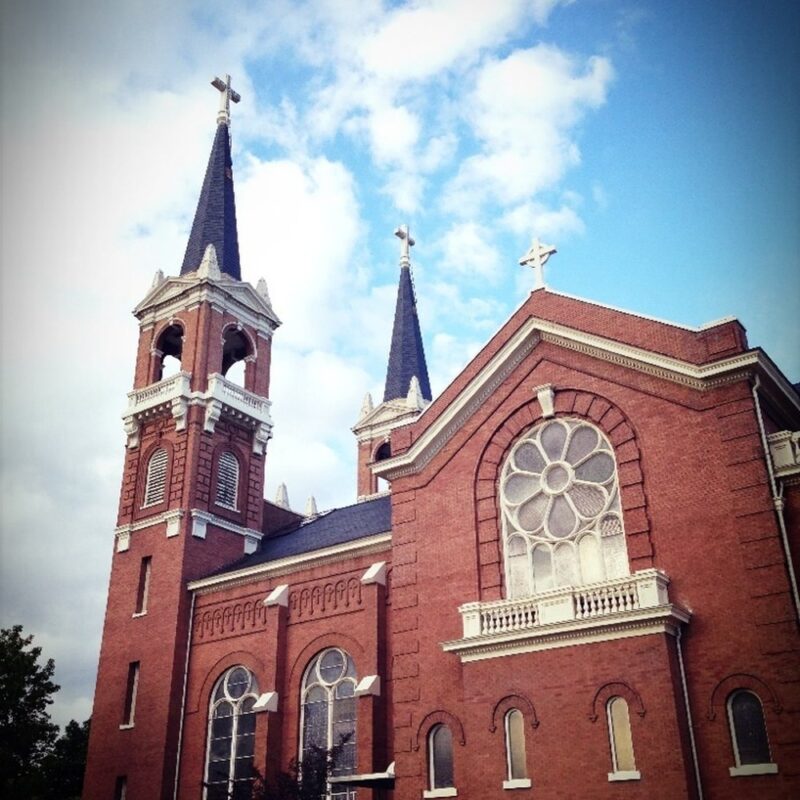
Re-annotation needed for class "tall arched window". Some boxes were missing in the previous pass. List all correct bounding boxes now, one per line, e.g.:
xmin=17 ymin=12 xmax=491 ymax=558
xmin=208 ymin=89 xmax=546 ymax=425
xmin=428 ymin=724 xmax=455 ymax=792
xmin=142 ymin=448 xmax=168 ymax=507
xmin=504 ymin=709 xmax=528 ymax=784
xmin=500 ymin=418 xmax=629 ymax=597
xmin=727 ymin=691 xmax=774 ymax=771
xmin=216 ymin=451 xmax=240 ymax=510
xmin=204 ymin=666 xmax=259 ymax=800
xmin=301 ymin=648 xmax=357 ymax=795
xmin=607 ymin=697 xmax=638 ymax=779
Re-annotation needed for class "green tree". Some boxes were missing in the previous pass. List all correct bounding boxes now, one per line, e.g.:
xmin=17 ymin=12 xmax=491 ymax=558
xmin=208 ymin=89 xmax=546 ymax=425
xmin=0 ymin=625 xmax=60 ymax=799
xmin=39 ymin=718 xmax=90 ymax=800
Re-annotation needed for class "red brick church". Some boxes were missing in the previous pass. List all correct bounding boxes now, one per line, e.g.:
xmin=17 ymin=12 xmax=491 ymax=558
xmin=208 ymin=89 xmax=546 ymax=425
xmin=83 ymin=78 xmax=800 ymax=800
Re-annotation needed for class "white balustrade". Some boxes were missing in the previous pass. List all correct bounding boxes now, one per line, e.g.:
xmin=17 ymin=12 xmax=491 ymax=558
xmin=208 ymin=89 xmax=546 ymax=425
xmin=127 ymin=372 xmax=191 ymax=412
xmin=769 ymin=430 xmax=800 ymax=478
xmin=459 ymin=569 xmax=670 ymax=638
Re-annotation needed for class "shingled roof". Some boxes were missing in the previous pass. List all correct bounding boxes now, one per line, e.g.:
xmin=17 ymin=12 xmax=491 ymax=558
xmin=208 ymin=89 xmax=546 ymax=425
xmin=181 ymin=122 xmax=242 ymax=280
xmin=212 ymin=494 xmax=392 ymax=577
xmin=383 ymin=264 xmax=432 ymax=402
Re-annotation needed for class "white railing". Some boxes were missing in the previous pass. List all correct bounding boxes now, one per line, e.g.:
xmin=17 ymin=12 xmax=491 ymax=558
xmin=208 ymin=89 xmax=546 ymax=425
xmin=459 ymin=569 xmax=670 ymax=638
xmin=127 ymin=372 xmax=191 ymax=413
xmin=769 ymin=430 xmax=800 ymax=478
xmin=206 ymin=373 xmax=272 ymax=425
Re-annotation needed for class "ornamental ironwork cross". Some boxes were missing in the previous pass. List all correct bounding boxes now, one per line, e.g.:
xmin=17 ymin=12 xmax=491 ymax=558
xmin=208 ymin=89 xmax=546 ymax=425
xmin=519 ymin=237 xmax=557 ymax=289
xmin=395 ymin=224 xmax=415 ymax=268
xmin=211 ymin=74 xmax=241 ymax=125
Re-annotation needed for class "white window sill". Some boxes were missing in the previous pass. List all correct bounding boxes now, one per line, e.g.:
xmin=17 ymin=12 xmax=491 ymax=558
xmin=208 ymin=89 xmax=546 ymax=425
xmin=729 ymin=763 xmax=778 ymax=777
xmin=119 ymin=722 xmax=135 ymax=730
xmin=131 ymin=611 xmax=147 ymax=618
xmin=608 ymin=770 xmax=641 ymax=782
xmin=503 ymin=778 xmax=532 ymax=789
xmin=423 ymin=790 xmax=457 ymax=798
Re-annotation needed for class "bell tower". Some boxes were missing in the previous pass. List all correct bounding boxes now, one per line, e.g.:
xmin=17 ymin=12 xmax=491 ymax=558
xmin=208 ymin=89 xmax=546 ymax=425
xmin=84 ymin=76 xmax=279 ymax=800
xmin=353 ymin=225 xmax=431 ymax=498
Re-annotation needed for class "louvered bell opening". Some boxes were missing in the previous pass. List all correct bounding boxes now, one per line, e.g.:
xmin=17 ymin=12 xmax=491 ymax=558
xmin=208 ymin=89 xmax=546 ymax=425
xmin=216 ymin=452 xmax=239 ymax=510
xmin=143 ymin=449 xmax=168 ymax=507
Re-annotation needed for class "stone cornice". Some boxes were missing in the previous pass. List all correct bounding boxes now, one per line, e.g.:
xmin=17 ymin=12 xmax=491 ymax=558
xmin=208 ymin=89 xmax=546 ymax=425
xmin=187 ymin=532 xmax=393 ymax=594
xmin=373 ymin=316 xmax=799 ymax=480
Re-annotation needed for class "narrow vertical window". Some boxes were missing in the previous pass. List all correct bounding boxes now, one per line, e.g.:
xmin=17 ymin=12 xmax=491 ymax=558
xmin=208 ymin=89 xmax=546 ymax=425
xmin=504 ymin=709 xmax=529 ymax=787
xmin=727 ymin=691 xmax=776 ymax=775
xmin=143 ymin=448 xmax=168 ymax=507
xmin=607 ymin=697 xmax=639 ymax=780
xmin=122 ymin=662 xmax=140 ymax=727
xmin=205 ymin=666 xmax=259 ymax=800
xmin=427 ymin=724 xmax=454 ymax=793
xmin=114 ymin=776 xmax=127 ymax=800
xmin=134 ymin=556 xmax=152 ymax=615
xmin=215 ymin=451 xmax=240 ymax=510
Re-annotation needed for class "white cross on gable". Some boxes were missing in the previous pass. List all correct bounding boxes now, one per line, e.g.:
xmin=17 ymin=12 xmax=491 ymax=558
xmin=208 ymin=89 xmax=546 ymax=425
xmin=519 ymin=238 xmax=557 ymax=289
xmin=211 ymin=74 xmax=241 ymax=126
xmin=395 ymin=224 xmax=415 ymax=267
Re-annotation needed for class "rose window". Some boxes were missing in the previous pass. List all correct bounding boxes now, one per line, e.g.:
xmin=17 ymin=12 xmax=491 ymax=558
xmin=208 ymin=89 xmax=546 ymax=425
xmin=501 ymin=418 xmax=630 ymax=597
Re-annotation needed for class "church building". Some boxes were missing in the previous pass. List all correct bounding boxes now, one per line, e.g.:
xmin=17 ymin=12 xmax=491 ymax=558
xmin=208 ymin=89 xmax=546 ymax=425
xmin=83 ymin=77 xmax=800 ymax=800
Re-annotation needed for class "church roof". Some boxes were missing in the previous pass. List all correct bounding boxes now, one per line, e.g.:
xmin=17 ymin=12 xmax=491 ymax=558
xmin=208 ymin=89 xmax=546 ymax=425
xmin=180 ymin=122 xmax=242 ymax=280
xmin=383 ymin=263 xmax=432 ymax=402
xmin=212 ymin=494 xmax=392 ymax=576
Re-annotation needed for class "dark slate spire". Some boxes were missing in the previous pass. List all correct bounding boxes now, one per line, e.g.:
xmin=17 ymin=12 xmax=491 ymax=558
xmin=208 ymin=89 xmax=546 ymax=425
xmin=181 ymin=75 xmax=242 ymax=280
xmin=383 ymin=225 xmax=432 ymax=402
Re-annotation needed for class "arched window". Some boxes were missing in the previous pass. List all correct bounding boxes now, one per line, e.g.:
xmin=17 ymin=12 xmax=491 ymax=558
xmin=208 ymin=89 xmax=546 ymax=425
xmin=204 ymin=666 xmax=259 ymax=800
xmin=500 ymin=418 xmax=629 ymax=597
xmin=222 ymin=327 xmax=251 ymax=386
xmin=301 ymin=648 xmax=357 ymax=794
xmin=153 ymin=322 xmax=183 ymax=382
xmin=428 ymin=724 xmax=455 ymax=791
xmin=142 ymin=448 xmax=168 ymax=507
xmin=727 ymin=691 xmax=773 ymax=769
xmin=504 ymin=709 xmax=528 ymax=783
xmin=216 ymin=451 xmax=240 ymax=510
xmin=607 ymin=697 xmax=638 ymax=779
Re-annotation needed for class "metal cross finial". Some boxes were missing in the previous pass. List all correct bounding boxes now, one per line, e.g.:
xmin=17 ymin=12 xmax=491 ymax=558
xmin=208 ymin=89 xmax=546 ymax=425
xmin=394 ymin=224 xmax=415 ymax=268
xmin=211 ymin=74 xmax=241 ymax=126
xmin=519 ymin=237 xmax=557 ymax=289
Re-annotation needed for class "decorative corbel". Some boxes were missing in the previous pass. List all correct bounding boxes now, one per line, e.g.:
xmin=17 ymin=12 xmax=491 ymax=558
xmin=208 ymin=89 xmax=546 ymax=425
xmin=253 ymin=421 xmax=272 ymax=455
xmin=171 ymin=396 xmax=189 ymax=431
xmin=204 ymin=398 xmax=222 ymax=433
xmin=123 ymin=416 xmax=140 ymax=449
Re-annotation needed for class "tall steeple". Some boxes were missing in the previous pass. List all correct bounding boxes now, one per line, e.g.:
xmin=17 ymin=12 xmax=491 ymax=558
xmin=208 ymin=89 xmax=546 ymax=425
xmin=181 ymin=75 xmax=242 ymax=280
xmin=383 ymin=225 xmax=432 ymax=402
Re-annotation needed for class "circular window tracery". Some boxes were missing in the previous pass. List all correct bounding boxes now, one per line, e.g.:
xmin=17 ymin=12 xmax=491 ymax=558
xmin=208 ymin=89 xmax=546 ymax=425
xmin=501 ymin=418 xmax=629 ymax=596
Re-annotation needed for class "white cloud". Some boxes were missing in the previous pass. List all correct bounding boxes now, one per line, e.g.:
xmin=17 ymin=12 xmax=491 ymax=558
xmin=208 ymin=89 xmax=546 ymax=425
xmin=439 ymin=221 xmax=503 ymax=280
xmin=502 ymin=201 xmax=586 ymax=238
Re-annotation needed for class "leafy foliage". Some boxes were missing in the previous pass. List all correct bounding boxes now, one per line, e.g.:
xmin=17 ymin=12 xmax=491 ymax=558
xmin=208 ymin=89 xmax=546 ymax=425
xmin=0 ymin=625 xmax=60 ymax=798
xmin=39 ymin=718 xmax=91 ymax=800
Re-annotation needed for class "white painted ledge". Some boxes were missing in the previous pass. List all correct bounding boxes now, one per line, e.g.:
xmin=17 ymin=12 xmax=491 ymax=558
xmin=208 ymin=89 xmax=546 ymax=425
xmin=729 ymin=763 xmax=778 ymax=777
xmin=608 ymin=770 xmax=641 ymax=782
xmin=423 ymin=789 xmax=457 ymax=798
xmin=119 ymin=723 xmax=135 ymax=731
xmin=503 ymin=777 xmax=532 ymax=789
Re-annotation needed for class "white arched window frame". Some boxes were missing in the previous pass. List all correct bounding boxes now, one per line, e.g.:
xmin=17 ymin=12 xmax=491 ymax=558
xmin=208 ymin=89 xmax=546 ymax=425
xmin=215 ymin=451 xmax=240 ymax=510
xmin=300 ymin=648 xmax=358 ymax=799
xmin=726 ymin=690 xmax=777 ymax=776
xmin=426 ymin=724 xmax=455 ymax=797
xmin=503 ymin=709 xmax=530 ymax=789
xmin=500 ymin=418 xmax=629 ymax=597
xmin=142 ymin=448 xmax=168 ymax=507
xmin=606 ymin=697 xmax=639 ymax=782
xmin=204 ymin=666 xmax=259 ymax=800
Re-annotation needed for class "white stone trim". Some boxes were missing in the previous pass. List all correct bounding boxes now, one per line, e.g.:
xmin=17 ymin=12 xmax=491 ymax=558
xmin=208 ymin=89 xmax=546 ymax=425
xmin=189 ymin=510 xmax=263 ymax=552
xmin=729 ymin=763 xmax=778 ymax=777
xmin=115 ymin=509 xmax=185 ymax=551
xmin=264 ymin=584 xmax=289 ymax=607
xmin=534 ymin=384 xmax=555 ymax=418
xmin=423 ymin=790 xmax=457 ymax=798
xmin=187 ymin=531 xmax=393 ymax=593
xmin=502 ymin=778 xmax=532 ymax=789
xmin=608 ymin=770 xmax=641 ymax=782
xmin=373 ymin=316 xmax=799 ymax=481
xmin=355 ymin=675 xmax=381 ymax=697
xmin=361 ymin=561 xmax=387 ymax=586
xmin=253 ymin=691 xmax=279 ymax=713
xmin=768 ymin=430 xmax=800 ymax=479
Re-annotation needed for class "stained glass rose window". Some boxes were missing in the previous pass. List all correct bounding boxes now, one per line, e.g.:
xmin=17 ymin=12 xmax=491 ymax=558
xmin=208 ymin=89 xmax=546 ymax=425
xmin=501 ymin=418 xmax=629 ymax=596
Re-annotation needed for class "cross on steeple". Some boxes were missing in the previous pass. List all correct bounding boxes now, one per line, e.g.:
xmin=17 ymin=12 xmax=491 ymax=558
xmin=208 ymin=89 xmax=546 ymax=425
xmin=395 ymin=224 xmax=415 ymax=268
xmin=211 ymin=74 xmax=241 ymax=126
xmin=519 ymin=237 xmax=557 ymax=289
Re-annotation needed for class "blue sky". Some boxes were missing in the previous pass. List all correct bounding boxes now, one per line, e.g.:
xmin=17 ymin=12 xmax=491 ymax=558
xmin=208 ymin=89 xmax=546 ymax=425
xmin=1 ymin=0 xmax=798 ymax=729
